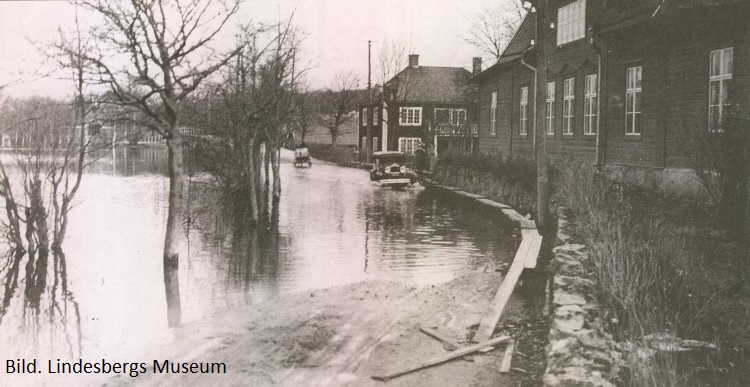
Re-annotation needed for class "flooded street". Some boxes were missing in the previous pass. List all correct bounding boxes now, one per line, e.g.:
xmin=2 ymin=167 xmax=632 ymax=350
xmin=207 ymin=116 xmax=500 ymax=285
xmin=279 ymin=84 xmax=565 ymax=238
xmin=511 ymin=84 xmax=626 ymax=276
xmin=0 ymin=147 xmax=518 ymax=365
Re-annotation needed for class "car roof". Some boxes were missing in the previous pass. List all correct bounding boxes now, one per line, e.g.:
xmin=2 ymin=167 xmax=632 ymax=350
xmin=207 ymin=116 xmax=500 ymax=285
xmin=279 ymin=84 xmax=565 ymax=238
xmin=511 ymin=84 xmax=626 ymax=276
xmin=372 ymin=151 xmax=405 ymax=157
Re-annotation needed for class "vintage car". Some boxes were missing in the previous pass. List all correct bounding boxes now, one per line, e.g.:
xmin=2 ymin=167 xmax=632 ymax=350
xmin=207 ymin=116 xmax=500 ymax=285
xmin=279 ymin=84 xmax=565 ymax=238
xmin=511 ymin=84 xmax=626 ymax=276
xmin=293 ymin=145 xmax=312 ymax=167
xmin=369 ymin=151 xmax=417 ymax=187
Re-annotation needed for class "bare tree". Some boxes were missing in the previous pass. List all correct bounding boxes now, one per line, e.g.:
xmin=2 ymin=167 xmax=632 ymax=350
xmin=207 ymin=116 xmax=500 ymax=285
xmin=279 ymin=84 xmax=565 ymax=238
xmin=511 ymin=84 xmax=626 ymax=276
xmin=291 ymin=84 xmax=316 ymax=145
xmin=0 ymin=9 xmax=99 ymax=356
xmin=379 ymin=39 xmax=410 ymax=101
xmin=320 ymin=71 xmax=360 ymax=146
xmin=192 ymin=19 xmax=303 ymax=224
xmin=463 ymin=2 xmax=526 ymax=62
xmin=82 ymin=0 xmax=241 ymax=326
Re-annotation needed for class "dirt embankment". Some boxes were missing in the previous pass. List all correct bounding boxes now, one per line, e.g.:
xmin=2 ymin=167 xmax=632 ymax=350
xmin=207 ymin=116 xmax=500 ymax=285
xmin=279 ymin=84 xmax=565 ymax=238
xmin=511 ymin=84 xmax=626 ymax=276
xmin=103 ymin=272 xmax=547 ymax=387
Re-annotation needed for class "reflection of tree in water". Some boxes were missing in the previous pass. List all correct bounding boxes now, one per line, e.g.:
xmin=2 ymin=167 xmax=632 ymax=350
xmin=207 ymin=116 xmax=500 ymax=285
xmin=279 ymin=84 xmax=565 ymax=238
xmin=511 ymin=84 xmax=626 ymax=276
xmin=0 ymin=246 xmax=82 ymax=359
xmin=185 ymin=182 xmax=283 ymax=303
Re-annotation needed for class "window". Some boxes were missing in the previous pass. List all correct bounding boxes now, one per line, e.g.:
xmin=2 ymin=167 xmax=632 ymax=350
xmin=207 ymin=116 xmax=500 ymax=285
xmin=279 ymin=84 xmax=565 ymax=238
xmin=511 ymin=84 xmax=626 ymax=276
xmin=490 ymin=92 xmax=497 ymax=136
xmin=451 ymin=109 xmax=466 ymax=125
xmin=626 ymin=66 xmax=642 ymax=135
xmin=557 ymin=0 xmax=586 ymax=45
xmin=360 ymin=136 xmax=378 ymax=151
xmin=584 ymin=74 xmax=597 ymax=135
xmin=362 ymin=108 xmax=368 ymax=126
xmin=399 ymin=107 xmax=422 ymax=126
xmin=563 ymin=78 xmax=575 ymax=135
xmin=546 ymin=82 xmax=555 ymax=135
xmin=373 ymin=107 xmax=379 ymax=125
xmin=434 ymin=108 xmax=467 ymax=125
xmin=398 ymin=137 xmax=421 ymax=155
xmin=709 ymin=47 xmax=733 ymax=132
xmin=520 ymin=87 xmax=529 ymax=136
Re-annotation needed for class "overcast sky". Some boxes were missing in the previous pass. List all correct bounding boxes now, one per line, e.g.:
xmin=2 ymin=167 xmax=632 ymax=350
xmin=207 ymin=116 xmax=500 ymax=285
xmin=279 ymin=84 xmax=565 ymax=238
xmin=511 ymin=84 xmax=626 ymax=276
xmin=0 ymin=0 xmax=514 ymax=98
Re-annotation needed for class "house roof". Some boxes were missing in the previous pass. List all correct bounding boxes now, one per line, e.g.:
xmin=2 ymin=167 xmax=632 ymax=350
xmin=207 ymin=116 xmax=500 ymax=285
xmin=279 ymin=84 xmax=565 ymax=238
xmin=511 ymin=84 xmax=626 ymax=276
xmin=471 ymin=12 xmax=535 ymax=82
xmin=502 ymin=12 xmax=536 ymax=57
xmin=386 ymin=66 xmax=474 ymax=105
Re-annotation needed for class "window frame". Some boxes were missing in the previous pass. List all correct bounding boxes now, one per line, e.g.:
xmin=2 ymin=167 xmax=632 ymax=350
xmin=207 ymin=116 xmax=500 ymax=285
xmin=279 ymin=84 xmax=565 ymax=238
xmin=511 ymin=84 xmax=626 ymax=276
xmin=563 ymin=78 xmax=575 ymax=136
xmin=584 ymin=74 xmax=597 ymax=136
xmin=625 ymin=66 xmax=643 ymax=136
xmin=399 ymin=107 xmax=422 ymax=126
xmin=373 ymin=107 xmax=379 ymax=125
xmin=557 ymin=0 xmax=586 ymax=45
xmin=708 ymin=47 xmax=733 ymax=133
xmin=361 ymin=108 xmax=368 ymax=127
xmin=520 ymin=86 xmax=529 ymax=137
xmin=398 ymin=137 xmax=421 ymax=155
xmin=434 ymin=108 xmax=467 ymax=125
xmin=546 ymin=81 xmax=556 ymax=136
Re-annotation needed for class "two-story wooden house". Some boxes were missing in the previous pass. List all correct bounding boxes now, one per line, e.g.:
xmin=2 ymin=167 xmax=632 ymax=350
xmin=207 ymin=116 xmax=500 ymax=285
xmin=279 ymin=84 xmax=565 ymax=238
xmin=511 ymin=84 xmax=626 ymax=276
xmin=474 ymin=0 xmax=749 ymax=196
xmin=359 ymin=54 xmax=479 ymax=157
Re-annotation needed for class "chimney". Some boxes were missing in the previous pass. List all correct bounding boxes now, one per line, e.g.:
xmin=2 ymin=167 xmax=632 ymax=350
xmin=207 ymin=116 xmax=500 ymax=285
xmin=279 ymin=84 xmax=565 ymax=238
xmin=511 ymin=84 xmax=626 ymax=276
xmin=472 ymin=57 xmax=482 ymax=75
xmin=408 ymin=54 xmax=419 ymax=68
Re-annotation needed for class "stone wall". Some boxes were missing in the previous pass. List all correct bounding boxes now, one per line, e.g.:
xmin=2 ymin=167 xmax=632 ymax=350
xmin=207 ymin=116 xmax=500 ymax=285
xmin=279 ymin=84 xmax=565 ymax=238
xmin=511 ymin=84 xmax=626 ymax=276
xmin=543 ymin=207 xmax=622 ymax=386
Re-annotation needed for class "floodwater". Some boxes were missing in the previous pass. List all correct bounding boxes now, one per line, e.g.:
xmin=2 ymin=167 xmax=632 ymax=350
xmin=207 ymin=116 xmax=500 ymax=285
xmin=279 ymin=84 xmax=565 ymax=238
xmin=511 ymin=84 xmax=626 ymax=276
xmin=0 ymin=147 xmax=518 ymax=364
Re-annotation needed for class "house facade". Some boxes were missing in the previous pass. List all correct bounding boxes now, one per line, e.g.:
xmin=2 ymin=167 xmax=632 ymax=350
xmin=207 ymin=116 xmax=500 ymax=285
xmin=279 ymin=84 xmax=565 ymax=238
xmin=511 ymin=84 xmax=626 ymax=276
xmin=474 ymin=0 xmax=749 ymax=195
xmin=359 ymin=55 xmax=479 ymax=156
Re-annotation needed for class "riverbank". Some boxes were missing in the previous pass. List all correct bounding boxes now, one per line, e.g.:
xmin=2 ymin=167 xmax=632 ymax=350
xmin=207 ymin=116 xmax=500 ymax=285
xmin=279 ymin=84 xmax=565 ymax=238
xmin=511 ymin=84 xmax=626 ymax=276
xmin=98 ymin=273 xmax=546 ymax=387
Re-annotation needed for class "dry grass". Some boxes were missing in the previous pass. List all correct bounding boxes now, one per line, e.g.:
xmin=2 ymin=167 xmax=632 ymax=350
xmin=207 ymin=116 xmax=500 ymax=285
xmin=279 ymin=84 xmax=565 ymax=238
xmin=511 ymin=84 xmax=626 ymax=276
xmin=553 ymin=158 xmax=749 ymax=386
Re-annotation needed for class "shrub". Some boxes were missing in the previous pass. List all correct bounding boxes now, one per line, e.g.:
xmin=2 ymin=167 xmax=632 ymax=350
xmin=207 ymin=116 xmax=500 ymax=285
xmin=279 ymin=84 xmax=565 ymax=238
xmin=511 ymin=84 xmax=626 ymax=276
xmin=436 ymin=149 xmax=538 ymax=192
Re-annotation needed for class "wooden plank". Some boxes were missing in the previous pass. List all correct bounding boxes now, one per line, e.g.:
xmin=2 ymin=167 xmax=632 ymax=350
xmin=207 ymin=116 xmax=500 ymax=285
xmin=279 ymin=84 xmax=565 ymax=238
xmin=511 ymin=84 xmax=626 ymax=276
xmin=419 ymin=327 xmax=460 ymax=350
xmin=499 ymin=339 xmax=515 ymax=373
xmin=524 ymin=234 xmax=543 ymax=269
xmin=371 ymin=335 xmax=510 ymax=382
xmin=472 ymin=238 xmax=531 ymax=343
xmin=501 ymin=208 xmax=527 ymax=224
xmin=420 ymin=327 xmax=474 ymax=362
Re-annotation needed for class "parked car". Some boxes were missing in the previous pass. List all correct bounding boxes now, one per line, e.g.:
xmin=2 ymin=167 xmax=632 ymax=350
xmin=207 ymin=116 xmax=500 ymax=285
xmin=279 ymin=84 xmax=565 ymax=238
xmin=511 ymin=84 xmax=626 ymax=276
xmin=369 ymin=151 xmax=417 ymax=188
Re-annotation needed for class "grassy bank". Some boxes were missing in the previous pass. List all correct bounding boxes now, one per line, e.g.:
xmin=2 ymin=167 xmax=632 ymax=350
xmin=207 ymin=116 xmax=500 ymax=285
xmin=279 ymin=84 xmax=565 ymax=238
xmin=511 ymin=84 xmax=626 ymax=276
xmin=554 ymin=160 xmax=748 ymax=386
xmin=431 ymin=149 xmax=748 ymax=385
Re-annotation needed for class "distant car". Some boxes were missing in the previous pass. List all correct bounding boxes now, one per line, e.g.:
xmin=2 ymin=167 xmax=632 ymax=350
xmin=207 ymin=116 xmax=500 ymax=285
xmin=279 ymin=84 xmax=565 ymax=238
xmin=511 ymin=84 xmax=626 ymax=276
xmin=369 ymin=151 xmax=417 ymax=188
xmin=293 ymin=145 xmax=312 ymax=167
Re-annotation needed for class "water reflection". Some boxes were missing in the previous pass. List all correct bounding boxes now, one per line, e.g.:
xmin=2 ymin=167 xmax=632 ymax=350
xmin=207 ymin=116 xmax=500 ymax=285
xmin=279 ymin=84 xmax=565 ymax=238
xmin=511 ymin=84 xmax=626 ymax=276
xmin=0 ymin=248 xmax=82 ymax=360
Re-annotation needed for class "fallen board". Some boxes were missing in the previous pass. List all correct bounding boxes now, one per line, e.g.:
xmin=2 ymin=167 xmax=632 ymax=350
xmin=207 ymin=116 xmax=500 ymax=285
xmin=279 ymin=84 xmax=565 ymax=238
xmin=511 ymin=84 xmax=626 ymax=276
xmin=419 ymin=327 xmax=460 ymax=350
xmin=499 ymin=339 xmax=515 ymax=373
xmin=371 ymin=335 xmax=510 ymax=382
xmin=420 ymin=327 xmax=474 ymax=362
xmin=472 ymin=236 xmax=531 ymax=343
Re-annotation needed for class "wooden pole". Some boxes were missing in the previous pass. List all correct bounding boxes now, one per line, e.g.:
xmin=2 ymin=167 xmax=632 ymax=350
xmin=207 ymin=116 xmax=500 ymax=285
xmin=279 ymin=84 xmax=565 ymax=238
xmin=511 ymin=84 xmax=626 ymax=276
xmin=535 ymin=1 xmax=550 ymax=231
xmin=366 ymin=40 xmax=372 ymax=163
xmin=372 ymin=335 xmax=510 ymax=382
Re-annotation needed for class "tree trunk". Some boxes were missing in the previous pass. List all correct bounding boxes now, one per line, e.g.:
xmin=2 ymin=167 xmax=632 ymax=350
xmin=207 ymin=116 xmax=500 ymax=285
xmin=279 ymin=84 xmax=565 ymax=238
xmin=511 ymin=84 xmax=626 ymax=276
xmin=247 ymin=139 xmax=259 ymax=226
xmin=163 ymin=133 xmax=184 ymax=327
xmin=263 ymin=142 xmax=271 ymax=187
xmin=271 ymin=144 xmax=281 ymax=201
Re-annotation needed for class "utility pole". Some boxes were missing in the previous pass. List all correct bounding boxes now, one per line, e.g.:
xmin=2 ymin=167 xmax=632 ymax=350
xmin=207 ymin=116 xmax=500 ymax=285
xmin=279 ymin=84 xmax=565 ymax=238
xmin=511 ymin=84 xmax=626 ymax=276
xmin=366 ymin=40 xmax=372 ymax=163
xmin=534 ymin=1 xmax=550 ymax=231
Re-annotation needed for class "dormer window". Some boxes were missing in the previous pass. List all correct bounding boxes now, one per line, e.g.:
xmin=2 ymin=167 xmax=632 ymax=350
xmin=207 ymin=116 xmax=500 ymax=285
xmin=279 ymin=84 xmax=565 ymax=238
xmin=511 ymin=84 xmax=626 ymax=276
xmin=557 ymin=0 xmax=586 ymax=45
